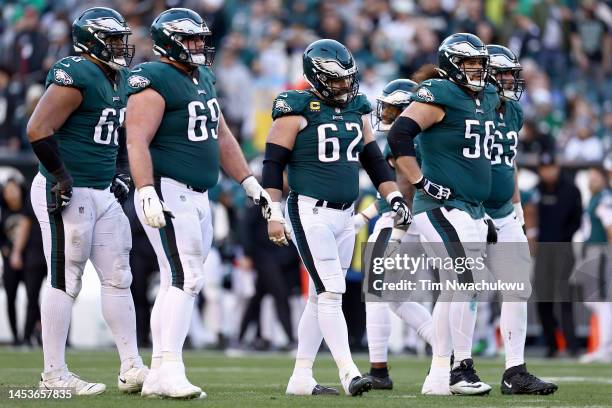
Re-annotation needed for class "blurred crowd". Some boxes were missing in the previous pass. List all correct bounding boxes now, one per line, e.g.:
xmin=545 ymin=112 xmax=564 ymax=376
xmin=0 ymin=0 xmax=610 ymax=359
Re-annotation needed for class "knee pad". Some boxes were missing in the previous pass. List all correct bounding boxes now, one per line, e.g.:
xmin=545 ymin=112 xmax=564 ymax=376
xmin=182 ymin=267 xmax=206 ymax=296
xmin=317 ymin=291 xmax=343 ymax=309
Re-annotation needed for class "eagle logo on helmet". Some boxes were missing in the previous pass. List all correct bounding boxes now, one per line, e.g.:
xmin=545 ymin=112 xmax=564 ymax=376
xmin=311 ymin=58 xmax=357 ymax=78
xmin=86 ymin=17 xmax=127 ymax=32
xmin=417 ymin=87 xmax=434 ymax=102
xmin=161 ymin=18 xmax=208 ymax=35
xmin=274 ymin=99 xmax=292 ymax=113
xmin=54 ymin=69 xmax=73 ymax=85
xmin=128 ymin=75 xmax=150 ymax=88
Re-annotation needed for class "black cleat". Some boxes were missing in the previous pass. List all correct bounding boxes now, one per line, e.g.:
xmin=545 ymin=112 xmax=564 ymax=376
xmin=312 ymin=384 xmax=340 ymax=395
xmin=348 ymin=376 xmax=372 ymax=396
xmin=501 ymin=364 xmax=558 ymax=395
xmin=450 ymin=359 xmax=492 ymax=395
xmin=363 ymin=372 xmax=393 ymax=390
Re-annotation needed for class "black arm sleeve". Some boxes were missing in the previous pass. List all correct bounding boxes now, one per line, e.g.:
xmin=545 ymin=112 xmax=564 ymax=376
xmin=387 ymin=116 xmax=422 ymax=158
xmin=30 ymin=136 xmax=71 ymax=182
xmin=360 ymin=141 xmax=394 ymax=189
xmin=262 ymin=142 xmax=292 ymax=190
xmin=116 ymin=127 xmax=129 ymax=174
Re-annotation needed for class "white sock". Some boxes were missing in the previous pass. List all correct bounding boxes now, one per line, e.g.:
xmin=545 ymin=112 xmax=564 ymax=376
xmin=450 ymin=300 xmax=477 ymax=367
xmin=366 ymin=302 xmax=391 ymax=363
xmin=594 ymin=302 xmax=612 ymax=353
xmin=41 ymin=287 xmax=74 ymax=373
xmin=389 ymin=302 xmax=433 ymax=345
xmin=293 ymin=297 xmax=322 ymax=378
xmin=101 ymin=286 xmax=140 ymax=365
xmin=317 ymin=292 xmax=359 ymax=380
xmin=501 ymin=302 xmax=527 ymax=369
xmin=161 ymin=286 xmax=196 ymax=356
xmin=150 ymin=285 xmax=168 ymax=362
xmin=431 ymin=301 xmax=452 ymax=359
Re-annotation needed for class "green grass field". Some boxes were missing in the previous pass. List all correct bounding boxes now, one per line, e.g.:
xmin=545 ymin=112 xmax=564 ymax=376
xmin=1 ymin=348 xmax=611 ymax=407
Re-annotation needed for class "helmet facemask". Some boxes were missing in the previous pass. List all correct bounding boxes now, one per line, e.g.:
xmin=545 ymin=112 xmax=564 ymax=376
xmin=170 ymin=32 xmax=216 ymax=67
xmin=97 ymin=32 xmax=134 ymax=69
xmin=491 ymin=67 xmax=525 ymax=101
xmin=450 ymin=55 xmax=489 ymax=91
xmin=309 ymin=71 xmax=358 ymax=106
xmin=374 ymin=100 xmax=407 ymax=131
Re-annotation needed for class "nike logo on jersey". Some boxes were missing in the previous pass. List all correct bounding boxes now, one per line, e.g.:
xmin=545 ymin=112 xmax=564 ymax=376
xmin=503 ymin=381 xmax=512 ymax=388
xmin=131 ymin=67 xmax=142 ymax=72
xmin=60 ymin=62 xmax=70 ymax=67
xmin=279 ymin=93 xmax=288 ymax=97
xmin=113 ymin=97 xmax=120 ymax=101
xmin=198 ymin=90 xmax=206 ymax=95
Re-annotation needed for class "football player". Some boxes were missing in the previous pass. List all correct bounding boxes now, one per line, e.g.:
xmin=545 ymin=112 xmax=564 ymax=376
xmin=388 ymin=33 xmax=497 ymax=395
xmin=353 ymin=79 xmax=434 ymax=390
xmin=125 ymin=8 xmax=269 ymax=399
xmin=261 ymin=39 xmax=411 ymax=397
xmin=484 ymin=44 xmax=558 ymax=394
xmin=27 ymin=7 xmax=147 ymax=395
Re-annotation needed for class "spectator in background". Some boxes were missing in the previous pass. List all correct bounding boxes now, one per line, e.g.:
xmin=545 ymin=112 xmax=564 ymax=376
xmin=42 ymin=18 xmax=71 ymax=72
xmin=8 ymin=7 xmax=49 ymax=84
xmin=8 ymin=176 xmax=45 ymax=347
xmin=532 ymin=152 xmax=582 ymax=357
xmin=0 ymin=65 xmax=23 ymax=150
xmin=563 ymin=116 xmax=604 ymax=163
xmin=0 ymin=178 xmax=27 ymax=345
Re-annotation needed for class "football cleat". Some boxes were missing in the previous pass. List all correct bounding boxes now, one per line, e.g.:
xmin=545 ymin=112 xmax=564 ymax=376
xmin=501 ymin=364 xmax=558 ymax=395
xmin=449 ymin=359 xmax=491 ymax=395
xmin=158 ymin=361 xmax=203 ymax=399
xmin=579 ymin=350 xmax=612 ymax=364
xmin=40 ymin=368 xmax=106 ymax=396
xmin=421 ymin=370 xmax=451 ymax=395
xmin=118 ymin=364 xmax=149 ymax=393
xmin=363 ymin=372 xmax=393 ymax=390
xmin=141 ymin=368 xmax=161 ymax=398
xmin=346 ymin=376 xmax=372 ymax=396
xmin=286 ymin=376 xmax=339 ymax=396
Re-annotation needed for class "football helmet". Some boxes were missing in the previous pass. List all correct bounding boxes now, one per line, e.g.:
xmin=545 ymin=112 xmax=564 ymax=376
xmin=437 ymin=33 xmax=489 ymax=91
xmin=487 ymin=44 xmax=525 ymax=101
xmin=374 ymin=79 xmax=417 ymax=131
xmin=302 ymin=39 xmax=358 ymax=106
xmin=151 ymin=8 xmax=215 ymax=67
xmin=72 ymin=7 xmax=134 ymax=70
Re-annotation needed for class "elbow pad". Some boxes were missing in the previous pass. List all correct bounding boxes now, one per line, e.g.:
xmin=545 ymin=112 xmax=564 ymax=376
xmin=262 ymin=142 xmax=292 ymax=190
xmin=387 ymin=116 xmax=421 ymax=158
xmin=359 ymin=141 xmax=394 ymax=189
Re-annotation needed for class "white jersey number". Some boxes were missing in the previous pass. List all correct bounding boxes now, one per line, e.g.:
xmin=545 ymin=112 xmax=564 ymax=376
xmin=187 ymin=98 xmax=220 ymax=141
xmin=93 ymin=107 xmax=126 ymax=145
xmin=462 ymin=119 xmax=495 ymax=160
xmin=317 ymin=122 xmax=362 ymax=163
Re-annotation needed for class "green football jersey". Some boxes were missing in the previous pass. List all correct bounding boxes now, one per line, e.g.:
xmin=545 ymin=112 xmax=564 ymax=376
xmin=42 ymin=56 xmax=128 ymax=189
xmin=272 ymin=90 xmax=372 ymax=203
xmin=127 ymin=62 xmax=220 ymax=190
xmin=484 ymin=99 xmax=523 ymax=219
xmin=585 ymin=190 xmax=609 ymax=243
xmin=410 ymin=79 xmax=499 ymax=219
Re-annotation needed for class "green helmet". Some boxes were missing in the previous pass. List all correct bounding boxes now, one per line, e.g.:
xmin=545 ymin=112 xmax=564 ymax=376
xmin=302 ymin=39 xmax=359 ymax=106
xmin=151 ymin=8 xmax=215 ymax=67
xmin=72 ymin=7 xmax=134 ymax=70
xmin=374 ymin=79 xmax=417 ymax=131
xmin=486 ymin=44 xmax=525 ymax=101
xmin=437 ymin=33 xmax=489 ymax=91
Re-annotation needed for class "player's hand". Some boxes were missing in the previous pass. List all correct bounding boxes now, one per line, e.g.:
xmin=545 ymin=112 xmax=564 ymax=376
xmin=352 ymin=213 xmax=368 ymax=232
xmin=414 ymin=176 xmax=452 ymax=200
xmin=388 ymin=192 xmax=412 ymax=227
xmin=138 ymin=185 xmax=173 ymax=229
xmin=265 ymin=201 xmax=292 ymax=246
xmin=241 ymin=175 xmax=271 ymax=206
xmin=111 ymin=173 xmax=132 ymax=204
xmin=485 ymin=218 xmax=498 ymax=244
xmin=48 ymin=175 xmax=73 ymax=214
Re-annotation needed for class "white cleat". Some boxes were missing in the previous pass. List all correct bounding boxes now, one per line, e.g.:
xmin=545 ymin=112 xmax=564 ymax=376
xmin=579 ymin=350 xmax=612 ymax=364
xmin=421 ymin=372 xmax=452 ymax=396
xmin=158 ymin=361 xmax=204 ymax=399
xmin=118 ymin=364 xmax=149 ymax=393
xmin=40 ymin=368 xmax=106 ymax=396
xmin=286 ymin=376 xmax=339 ymax=396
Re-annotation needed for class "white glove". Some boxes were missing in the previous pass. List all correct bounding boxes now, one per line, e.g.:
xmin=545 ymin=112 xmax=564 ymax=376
xmin=266 ymin=201 xmax=292 ymax=246
xmin=138 ymin=185 xmax=173 ymax=229
xmin=352 ymin=202 xmax=379 ymax=233
xmin=241 ymin=175 xmax=271 ymax=206
xmin=513 ymin=202 xmax=524 ymax=226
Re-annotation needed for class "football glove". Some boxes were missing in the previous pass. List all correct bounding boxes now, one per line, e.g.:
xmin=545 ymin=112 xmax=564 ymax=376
xmin=48 ymin=175 xmax=73 ymax=214
xmin=241 ymin=175 xmax=272 ymax=206
xmin=138 ymin=185 xmax=173 ymax=229
xmin=485 ymin=217 xmax=498 ymax=244
xmin=111 ymin=173 xmax=132 ymax=204
xmin=263 ymin=201 xmax=292 ymax=246
xmin=413 ymin=175 xmax=452 ymax=201
xmin=387 ymin=191 xmax=412 ymax=227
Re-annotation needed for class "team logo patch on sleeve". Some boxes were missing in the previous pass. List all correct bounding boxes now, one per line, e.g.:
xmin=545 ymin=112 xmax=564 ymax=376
xmin=417 ymin=87 xmax=435 ymax=102
xmin=54 ymin=69 xmax=73 ymax=85
xmin=274 ymin=99 xmax=292 ymax=113
xmin=128 ymin=75 xmax=150 ymax=88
